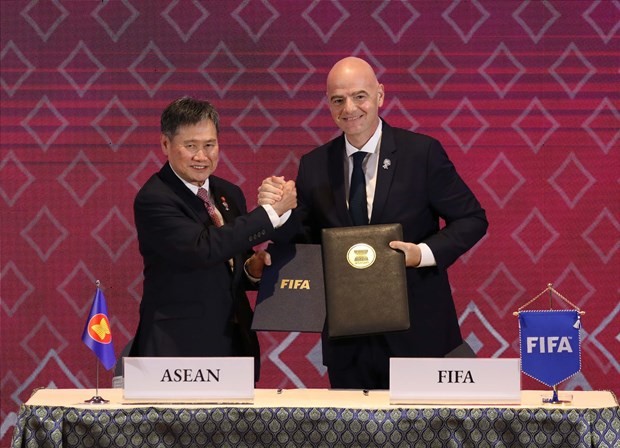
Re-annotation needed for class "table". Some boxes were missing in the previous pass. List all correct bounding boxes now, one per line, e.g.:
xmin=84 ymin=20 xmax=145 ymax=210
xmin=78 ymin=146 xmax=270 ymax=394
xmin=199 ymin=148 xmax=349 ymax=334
xmin=11 ymin=388 xmax=620 ymax=447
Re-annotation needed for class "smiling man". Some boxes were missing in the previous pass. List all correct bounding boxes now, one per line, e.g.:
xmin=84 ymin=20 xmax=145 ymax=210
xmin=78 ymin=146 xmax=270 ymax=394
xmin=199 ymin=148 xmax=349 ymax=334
xmin=326 ymin=57 xmax=385 ymax=149
xmin=129 ymin=97 xmax=296 ymax=381
xmin=259 ymin=57 xmax=488 ymax=389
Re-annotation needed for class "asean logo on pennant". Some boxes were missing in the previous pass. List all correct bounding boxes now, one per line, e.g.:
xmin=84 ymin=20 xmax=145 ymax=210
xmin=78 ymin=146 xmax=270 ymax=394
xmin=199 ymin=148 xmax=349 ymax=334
xmin=87 ymin=313 xmax=112 ymax=344
xmin=82 ymin=286 xmax=116 ymax=370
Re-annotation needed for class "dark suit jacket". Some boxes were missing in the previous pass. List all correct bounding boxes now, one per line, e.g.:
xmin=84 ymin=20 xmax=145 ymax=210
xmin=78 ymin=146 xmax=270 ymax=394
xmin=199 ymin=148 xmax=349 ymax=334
xmin=130 ymin=162 xmax=274 ymax=379
xmin=276 ymin=120 xmax=488 ymax=368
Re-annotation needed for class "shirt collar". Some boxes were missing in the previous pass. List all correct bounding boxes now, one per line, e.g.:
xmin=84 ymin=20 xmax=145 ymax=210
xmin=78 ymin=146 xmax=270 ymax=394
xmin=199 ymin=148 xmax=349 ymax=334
xmin=169 ymin=164 xmax=210 ymax=195
xmin=345 ymin=119 xmax=382 ymax=157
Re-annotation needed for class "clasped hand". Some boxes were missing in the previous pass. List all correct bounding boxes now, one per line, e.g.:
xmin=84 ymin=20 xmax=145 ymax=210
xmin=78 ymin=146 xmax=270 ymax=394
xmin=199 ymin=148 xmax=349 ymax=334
xmin=257 ymin=175 xmax=296 ymax=216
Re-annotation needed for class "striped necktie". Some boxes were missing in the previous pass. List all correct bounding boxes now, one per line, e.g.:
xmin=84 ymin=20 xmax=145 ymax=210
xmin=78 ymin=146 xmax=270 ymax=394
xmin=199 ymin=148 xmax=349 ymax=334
xmin=197 ymin=188 xmax=223 ymax=227
xmin=197 ymin=187 xmax=234 ymax=270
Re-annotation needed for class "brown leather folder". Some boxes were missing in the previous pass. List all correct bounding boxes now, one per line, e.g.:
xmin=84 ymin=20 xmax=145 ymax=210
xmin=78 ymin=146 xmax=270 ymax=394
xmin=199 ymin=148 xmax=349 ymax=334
xmin=321 ymin=223 xmax=409 ymax=338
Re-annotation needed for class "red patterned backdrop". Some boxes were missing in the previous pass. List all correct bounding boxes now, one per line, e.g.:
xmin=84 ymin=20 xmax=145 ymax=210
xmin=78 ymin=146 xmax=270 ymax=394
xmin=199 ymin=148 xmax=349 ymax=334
xmin=1 ymin=0 xmax=618 ymax=443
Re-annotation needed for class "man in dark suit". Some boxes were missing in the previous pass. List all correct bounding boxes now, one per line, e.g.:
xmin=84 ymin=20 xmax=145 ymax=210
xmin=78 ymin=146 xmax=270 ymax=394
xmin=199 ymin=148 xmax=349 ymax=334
xmin=130 ymin=97 xmax=296 ymax=381
xmin=259 ymin=57 xmax=488 ymax=389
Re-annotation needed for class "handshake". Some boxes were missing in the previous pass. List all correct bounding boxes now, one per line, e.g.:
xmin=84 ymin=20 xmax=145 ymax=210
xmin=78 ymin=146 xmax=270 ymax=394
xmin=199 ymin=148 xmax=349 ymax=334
xmin=258 ymin=176 xmax=297 ymax=217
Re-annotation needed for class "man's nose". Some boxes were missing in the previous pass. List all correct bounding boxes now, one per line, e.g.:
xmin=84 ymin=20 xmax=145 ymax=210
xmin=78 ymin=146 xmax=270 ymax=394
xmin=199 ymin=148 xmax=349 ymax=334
xmin=343 ymin=97 xmax=355 ymax=111
xmin=193 ymin=148 xmax=211 ymax=159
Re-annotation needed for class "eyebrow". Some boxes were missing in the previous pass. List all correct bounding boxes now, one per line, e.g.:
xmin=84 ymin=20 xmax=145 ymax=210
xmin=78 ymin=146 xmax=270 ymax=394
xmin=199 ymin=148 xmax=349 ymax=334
xmin=183 ymin=138 xmax=217 ymax=143
xmin=329 ymin=90 xmax=369 ymax=101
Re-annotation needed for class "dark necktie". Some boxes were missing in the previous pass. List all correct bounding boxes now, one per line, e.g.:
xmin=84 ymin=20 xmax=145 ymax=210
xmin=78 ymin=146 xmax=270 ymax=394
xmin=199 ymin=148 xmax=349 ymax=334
xmin=349 ymin=151 xmax=368 ymax=225
xmin=197 ymin=188 xmax=223 ymax=227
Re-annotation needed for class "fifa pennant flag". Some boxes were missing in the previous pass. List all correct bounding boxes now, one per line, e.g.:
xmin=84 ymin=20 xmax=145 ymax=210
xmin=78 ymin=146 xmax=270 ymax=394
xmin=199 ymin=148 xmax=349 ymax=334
xmin=519 ymin=310 xmax=581 ymax=387
xmin=82 ymin=287 xmax=116 ymax=370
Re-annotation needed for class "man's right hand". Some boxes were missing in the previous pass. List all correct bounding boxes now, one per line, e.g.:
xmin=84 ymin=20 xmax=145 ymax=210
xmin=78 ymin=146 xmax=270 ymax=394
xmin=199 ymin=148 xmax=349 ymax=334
xmin=258 ymin=176 xmax=297 ymax=216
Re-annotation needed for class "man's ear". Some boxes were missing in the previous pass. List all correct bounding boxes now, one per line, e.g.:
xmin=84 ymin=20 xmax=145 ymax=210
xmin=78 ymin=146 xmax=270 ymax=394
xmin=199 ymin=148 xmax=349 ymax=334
xmin=377 ymin=84 xmax=385 ymax=106
xmin=160 ymin=133 xmax=170 ymax=155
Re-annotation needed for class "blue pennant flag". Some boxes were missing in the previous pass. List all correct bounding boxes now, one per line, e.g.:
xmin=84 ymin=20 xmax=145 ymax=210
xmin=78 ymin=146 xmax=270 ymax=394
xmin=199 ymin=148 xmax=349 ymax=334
xmin=519 ymin=310 xmax=581 ymax=387
xmin=82 ymin=288 xmax=116 ymax=370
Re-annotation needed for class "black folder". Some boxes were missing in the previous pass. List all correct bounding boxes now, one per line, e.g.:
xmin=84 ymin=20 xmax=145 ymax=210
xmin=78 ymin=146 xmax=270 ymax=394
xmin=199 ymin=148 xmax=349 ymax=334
xmin=252 ymin=243 xmax=325 ymax=332
xmin=321 ymin=223 xmax=409 ymax=338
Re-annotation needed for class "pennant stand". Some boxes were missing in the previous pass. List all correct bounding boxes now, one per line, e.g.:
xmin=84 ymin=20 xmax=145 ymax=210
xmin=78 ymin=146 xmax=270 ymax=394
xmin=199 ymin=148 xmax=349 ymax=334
xmin=85 ymin=360 xmax=108 ymax=404
xmin=513 ymin=284 xmax=585 ymax=404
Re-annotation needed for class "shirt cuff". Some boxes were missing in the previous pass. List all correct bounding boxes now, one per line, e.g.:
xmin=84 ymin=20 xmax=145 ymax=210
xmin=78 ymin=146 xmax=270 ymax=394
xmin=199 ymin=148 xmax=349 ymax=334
xmin=243 ymin=259 xmax=261 ymax=284
xmin=417 ymin=243 xmax=437 ymax=267
xmin=261 ymin=204 xmax=291 ymax=228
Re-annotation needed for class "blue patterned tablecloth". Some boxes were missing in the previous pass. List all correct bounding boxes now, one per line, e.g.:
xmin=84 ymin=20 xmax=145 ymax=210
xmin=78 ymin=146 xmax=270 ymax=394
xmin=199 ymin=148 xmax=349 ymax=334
xmin=12 ymin=402 xmax=620 ymax=448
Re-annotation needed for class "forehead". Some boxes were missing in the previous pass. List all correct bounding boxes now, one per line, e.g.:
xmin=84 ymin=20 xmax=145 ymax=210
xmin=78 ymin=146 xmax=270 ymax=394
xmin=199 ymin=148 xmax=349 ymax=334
xmin=173 ymin=119 xmax=217 ymax=138
xmin=327 ymin=74 xmax=378 ymax=97
xmin=328 ymin=87 xmax=371 ymax=99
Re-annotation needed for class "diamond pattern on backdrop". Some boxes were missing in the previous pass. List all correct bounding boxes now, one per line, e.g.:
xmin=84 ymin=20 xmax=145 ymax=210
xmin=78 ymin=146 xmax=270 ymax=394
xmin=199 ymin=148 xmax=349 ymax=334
xmin=1 ymin=1 xmax=618 ymax=445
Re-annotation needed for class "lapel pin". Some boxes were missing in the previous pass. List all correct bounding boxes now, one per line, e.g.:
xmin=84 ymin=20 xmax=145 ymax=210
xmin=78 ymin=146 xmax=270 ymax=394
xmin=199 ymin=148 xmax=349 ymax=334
xmin=220 ymin=196 xmax=230 ymax=211
xmin=382 ymin=158 xmax=391 ymax=170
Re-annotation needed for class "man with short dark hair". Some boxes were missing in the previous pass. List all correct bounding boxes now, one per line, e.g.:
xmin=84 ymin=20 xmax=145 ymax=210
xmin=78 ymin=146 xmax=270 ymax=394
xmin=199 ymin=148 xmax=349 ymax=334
xmin=130 ymin=97 xmax=296 ymax=380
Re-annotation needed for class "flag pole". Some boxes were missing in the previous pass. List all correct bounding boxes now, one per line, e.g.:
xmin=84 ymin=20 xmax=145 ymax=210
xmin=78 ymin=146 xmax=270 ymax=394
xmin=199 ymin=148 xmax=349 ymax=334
xmin=84 ymin=281 xmax=110 ymax=404
xmin=85 ymin=359 xmax=109 ymax=403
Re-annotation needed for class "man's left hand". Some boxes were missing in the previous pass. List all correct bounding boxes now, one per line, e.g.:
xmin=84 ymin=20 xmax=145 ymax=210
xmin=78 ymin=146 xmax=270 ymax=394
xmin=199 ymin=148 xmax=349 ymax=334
xmin=389 ymin=241 xmax=421 ymax=267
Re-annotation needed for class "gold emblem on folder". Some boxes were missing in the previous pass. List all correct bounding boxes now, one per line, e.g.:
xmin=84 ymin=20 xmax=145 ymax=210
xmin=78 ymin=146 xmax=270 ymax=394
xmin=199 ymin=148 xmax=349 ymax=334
xmin=346 ymin=243 xmax=376 ymax=269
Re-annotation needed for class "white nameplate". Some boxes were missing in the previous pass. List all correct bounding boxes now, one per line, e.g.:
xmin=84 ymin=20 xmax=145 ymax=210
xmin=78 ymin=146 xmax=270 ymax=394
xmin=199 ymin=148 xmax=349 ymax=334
xmin=123 ymin=357 xmax=254 ymax=403
xmin=390 ymin=358 xmax=520 ymax=405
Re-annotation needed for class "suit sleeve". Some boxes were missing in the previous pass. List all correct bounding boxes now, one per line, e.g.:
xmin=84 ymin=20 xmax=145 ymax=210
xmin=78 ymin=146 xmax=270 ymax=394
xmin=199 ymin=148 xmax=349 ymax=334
xmin=134 ymin=182 xmax=275 ymax=269
xmin=422 ymin=139 xmax=488 ymax=269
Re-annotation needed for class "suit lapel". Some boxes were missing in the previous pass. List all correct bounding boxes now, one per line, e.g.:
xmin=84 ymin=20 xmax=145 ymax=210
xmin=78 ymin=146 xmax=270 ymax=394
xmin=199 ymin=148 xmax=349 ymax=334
xmin=159 ymin=163 xmax=207 ymax=222
xmin=327 ymin=136 xmax=353 ymax=225
xmin=209 ymin=178 xmax=238 ymax=225
xmin=371 ymin=121 xmax=397 ymax=223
